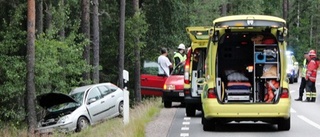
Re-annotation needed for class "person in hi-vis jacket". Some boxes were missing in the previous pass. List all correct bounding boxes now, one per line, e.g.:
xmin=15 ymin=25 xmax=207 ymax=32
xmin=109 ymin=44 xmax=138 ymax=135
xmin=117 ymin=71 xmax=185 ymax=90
xmin=295 ymin=52 xmax=309 ymax=101
xmin=305 ymin=50 xmax=319 ymax=102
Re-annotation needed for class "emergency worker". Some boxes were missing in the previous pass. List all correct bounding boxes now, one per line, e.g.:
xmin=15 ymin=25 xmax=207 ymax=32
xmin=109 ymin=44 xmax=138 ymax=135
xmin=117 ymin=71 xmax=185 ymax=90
xmin=305 ymin=50 xmax=319 ymax=102
xmin=295 ymin=52 xmax=309 ymax=101
xmin=173 ymin=43 xmax=186 ymax=68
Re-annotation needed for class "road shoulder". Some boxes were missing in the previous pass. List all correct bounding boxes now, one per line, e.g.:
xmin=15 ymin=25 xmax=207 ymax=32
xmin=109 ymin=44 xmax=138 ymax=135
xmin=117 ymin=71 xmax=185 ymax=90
xmin=145 ymin=107 xmax=177 ymax=137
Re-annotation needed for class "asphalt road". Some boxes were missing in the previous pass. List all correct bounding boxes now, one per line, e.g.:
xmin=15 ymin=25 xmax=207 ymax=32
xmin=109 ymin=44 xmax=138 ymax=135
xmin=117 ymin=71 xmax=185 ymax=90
xmin=166 ymin=75 xmax=320 ymax=137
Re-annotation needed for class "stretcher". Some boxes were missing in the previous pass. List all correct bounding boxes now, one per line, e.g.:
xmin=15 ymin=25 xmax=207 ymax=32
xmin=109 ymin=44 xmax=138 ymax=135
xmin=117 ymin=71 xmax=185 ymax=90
xmin=225 ymin=82 xmax=252 ymax=102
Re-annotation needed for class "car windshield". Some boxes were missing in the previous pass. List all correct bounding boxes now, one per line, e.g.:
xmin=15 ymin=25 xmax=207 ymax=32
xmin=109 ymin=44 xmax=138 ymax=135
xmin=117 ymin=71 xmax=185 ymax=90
xmin=171 ymin=63 xmax=184 ymax=75
xmin=47 ymin=102 xmax=80 ymax=112
xmin=286 ymin=56 xmax=293 ymax=65
xmin=70 ymin=91 xmax=85 ymax=105
xmin=142 ymin=61 xmax=158 ymax=75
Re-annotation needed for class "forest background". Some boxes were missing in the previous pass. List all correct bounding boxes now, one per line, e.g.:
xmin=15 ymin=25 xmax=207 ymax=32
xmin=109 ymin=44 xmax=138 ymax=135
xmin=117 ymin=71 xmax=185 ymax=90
xmin=0 ymin=0 xmax=319 ymax=134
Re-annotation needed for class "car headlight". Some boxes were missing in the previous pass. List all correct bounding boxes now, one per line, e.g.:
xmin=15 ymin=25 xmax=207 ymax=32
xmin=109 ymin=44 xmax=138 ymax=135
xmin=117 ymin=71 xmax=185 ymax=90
xmin=57 ymin=115 xmax=70 ymax=124
xmin=164 ymin=84 xmax=175 ymax=90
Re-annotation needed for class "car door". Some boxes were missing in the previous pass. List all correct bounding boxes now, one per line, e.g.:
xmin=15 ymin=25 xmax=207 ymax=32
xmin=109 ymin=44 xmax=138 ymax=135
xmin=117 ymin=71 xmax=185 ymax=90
xmin=98 ymin=85 xmax=117 ymax=118
xmin=85 ymin=87 xmax=106 ymax=123
xmin=141 ymin=61 xmax=167 ymax=97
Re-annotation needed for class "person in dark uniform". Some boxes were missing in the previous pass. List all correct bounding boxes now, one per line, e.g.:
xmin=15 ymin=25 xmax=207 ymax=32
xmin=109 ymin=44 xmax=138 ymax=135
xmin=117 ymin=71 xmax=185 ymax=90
xmin=295 ymin=52 xmax=309 ymax=101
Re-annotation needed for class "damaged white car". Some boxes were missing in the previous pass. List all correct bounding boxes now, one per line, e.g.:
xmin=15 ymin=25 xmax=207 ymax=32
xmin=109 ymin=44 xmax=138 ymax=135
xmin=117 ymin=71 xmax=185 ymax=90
xmin=35 ymin=83 xmax=124 ymax=134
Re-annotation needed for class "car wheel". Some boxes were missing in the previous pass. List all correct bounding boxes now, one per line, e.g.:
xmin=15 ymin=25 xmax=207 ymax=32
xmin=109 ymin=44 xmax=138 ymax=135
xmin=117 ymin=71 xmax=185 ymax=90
xmin=294 ymin=76 xmax=298 ymax=83
xmin=186 ymin=105 xmax=196 ymax=117
xmin=289 ymin=76 xmax=294 ymax=84
xmin=164 ymin=101 xmax=172 ymax=108
xmin=202 ymin=116 xmax=216 ymax=131
xmin=76 ymin=117 xmax=89 ymax=132
xmin=201 ymin=112 xmax=205 ymax=125
xmin=294 ymin=71 xmax=299 ymax=83
xmin=118 ymin=101 xmax=124 ymax=117
xmin=278 ymin=117 xmax=290 ymax=131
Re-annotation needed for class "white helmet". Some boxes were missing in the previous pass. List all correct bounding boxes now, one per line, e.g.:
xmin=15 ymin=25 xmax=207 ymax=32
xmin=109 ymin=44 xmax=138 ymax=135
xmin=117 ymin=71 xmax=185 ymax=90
xmin=178 ymin=43 xmax=186 ymax=50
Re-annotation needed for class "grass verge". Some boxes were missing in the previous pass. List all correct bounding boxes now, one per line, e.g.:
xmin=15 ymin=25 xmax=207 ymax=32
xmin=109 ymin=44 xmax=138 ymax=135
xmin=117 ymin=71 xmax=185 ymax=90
xmin=0 ymin=97 xmax=162 ymax=137
xmin=67 ymin=97 xmax=162 ymax=137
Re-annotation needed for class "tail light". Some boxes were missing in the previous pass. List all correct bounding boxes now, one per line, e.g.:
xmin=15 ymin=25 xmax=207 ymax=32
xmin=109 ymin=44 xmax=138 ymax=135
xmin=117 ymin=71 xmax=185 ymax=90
xmin=184 ymin=64 xmax=190 ymax=84
xmin=208 ymin=88 xmax=217 ymax=98
xmin=184 ymin=48 xmax=192 ymax=84
xmin=280 ymin=88 xmax=289 ymax=98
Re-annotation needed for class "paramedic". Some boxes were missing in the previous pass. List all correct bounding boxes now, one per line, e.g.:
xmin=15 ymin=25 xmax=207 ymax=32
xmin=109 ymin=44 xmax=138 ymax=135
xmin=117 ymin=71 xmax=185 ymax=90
xmin=295 ymin=52 xmax=309 ymax=101
xmin=305 ymin=50 xmax=319 ymax=102
xmin=173 ymin=43 xmax=186 ymax=68
xmin=158 ymin=47 xmax=172 ymax=77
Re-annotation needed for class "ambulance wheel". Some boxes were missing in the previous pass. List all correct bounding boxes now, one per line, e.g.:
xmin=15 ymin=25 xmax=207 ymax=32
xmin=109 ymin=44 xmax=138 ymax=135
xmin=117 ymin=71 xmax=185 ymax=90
xmin=164 ymin=101 xmax=172 ymax=108
xmin=278 ymin=117 xmax=290 ymax=131
xmin=202 ymin=117 xmax=216 ymax=131
xmin=186 ymin=105 xmax=196 ymax=117
xmin=201 ymin=112 xmax=204 ymax=125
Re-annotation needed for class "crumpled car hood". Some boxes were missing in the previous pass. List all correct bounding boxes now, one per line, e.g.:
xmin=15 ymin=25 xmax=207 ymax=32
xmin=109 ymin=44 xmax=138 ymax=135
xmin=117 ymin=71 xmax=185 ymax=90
xmin=37 ymin=92 xmax=77 ymax=109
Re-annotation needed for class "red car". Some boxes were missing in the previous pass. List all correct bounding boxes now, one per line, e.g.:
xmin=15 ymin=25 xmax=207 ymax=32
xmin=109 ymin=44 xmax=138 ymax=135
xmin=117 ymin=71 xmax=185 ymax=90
xmin=162 ymin=61 xmax=185 ymax=108
xmin=141 ymin=61 xmax=185 ymax=108
xmin=140 ymin=61 xmax=167 ymax=97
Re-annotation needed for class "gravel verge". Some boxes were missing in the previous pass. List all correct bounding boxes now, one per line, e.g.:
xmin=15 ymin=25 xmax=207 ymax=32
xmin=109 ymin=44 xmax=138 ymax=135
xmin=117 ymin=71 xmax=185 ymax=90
xmin=145 ymin=107 xmax=177 ymax=137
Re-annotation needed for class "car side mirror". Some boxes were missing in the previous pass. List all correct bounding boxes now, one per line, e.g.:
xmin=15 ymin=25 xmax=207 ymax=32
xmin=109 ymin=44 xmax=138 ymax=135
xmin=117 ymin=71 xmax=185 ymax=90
xmin=196 ymin=77 xmax=206 ymax=85
xmin=277 ymin=30 xmax=284 ymax=42
xmin=87 ymin=98 xmax=97 ymax=105
xmin=212 ymin=30 xmax=219 ymax=42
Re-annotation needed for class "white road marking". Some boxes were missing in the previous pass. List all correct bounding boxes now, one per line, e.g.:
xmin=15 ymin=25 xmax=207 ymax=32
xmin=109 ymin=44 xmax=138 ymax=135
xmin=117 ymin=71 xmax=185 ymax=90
xmin=291 ymin=108 xmax=296 ymax=113
xmin=184 ymin=117 xmax=191 ymax=120
xmin=182 ymin=121 xmax=190 ymax=125
xmin=181 ymin=127 xmax=189 ymax=130
xmin=180 ymin=133 xmax=189 ymax=137
xmin=297 ymin=115 xmax=320 ymax=130
xmin=290 ymin=90 xmax=296 ymax=93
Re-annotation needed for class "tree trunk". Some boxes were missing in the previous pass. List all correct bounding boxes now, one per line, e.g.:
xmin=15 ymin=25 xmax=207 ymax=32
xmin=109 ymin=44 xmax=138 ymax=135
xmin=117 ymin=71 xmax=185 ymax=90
xmin=133 ymin=0 xmax=141 ymax=102
xmin=118 ymin=0 xmax=125 ymax=89
xmin=26 ymin=0 xmax=37 ymax=135
xmin=283 ymin=0 xmax=288 ymax=22
xmin=92 ymin=0 xmax=99 ymax=83
xmin=44 ymin=0 xmax=52 ymax=32
xmin=59 ymin=0 xmax=65 ymax=39
xmin=36 ymin=0 xmax=43 ymax=35
xmin=81 ymin=0 xmax=91 ymax=82
xmin=221 ymin=3 xmax=227 ymax=16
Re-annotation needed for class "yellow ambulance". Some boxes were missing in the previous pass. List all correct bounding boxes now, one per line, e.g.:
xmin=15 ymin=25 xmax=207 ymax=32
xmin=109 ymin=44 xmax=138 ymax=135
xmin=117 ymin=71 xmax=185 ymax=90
xmin=184 ymin=26 xmax=211 ymax=116
xmin=201 ymin=15 xmax=291 ymax=131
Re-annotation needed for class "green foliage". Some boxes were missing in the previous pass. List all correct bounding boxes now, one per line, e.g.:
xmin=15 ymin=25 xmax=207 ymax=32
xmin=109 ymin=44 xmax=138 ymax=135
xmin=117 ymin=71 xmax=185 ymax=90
xmin=1 ymin=0 xmax=320 ymax=130
xmin=0 ymin=3 xmax=27 ymax=124
xmin=0 ymin=0 xmax=91 ymax=125
xmin=287 ymin=0 xmax=320 ymax=62
xmin=125 ymin=11 xmax=149 ymax=50
xmin=99 ymin=0 xmax=121 ymax=84
xmin=35 ymin=33 xmax=91 ymax=94
xmin=187 ymin=0 xmax=225 ymax=26
xmin=227 ymin=0 xmax=265 ymax=15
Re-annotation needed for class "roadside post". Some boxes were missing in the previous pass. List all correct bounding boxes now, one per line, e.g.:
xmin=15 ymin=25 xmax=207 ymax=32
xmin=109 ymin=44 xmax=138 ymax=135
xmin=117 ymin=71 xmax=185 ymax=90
xmin=123 ymin=70 xmax=129 ymax=125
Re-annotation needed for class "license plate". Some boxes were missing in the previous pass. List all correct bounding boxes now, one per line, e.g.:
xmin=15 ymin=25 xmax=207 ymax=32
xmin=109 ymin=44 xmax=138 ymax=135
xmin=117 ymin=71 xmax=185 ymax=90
xmin=179 ymin=92 xmax=184 ymax=97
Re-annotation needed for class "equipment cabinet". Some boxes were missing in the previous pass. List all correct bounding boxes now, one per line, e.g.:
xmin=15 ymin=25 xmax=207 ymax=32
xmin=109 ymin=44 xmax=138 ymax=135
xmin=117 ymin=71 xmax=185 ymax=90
xmin=253 ymin=44 xmax=279 ymax=102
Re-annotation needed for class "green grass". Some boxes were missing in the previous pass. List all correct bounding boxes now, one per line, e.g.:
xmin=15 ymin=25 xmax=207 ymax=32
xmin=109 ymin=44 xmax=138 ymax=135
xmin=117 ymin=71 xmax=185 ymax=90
xmin=66 ymin=97 xmax=162 ymax=137
xmin=0 ymin=97 xmax=162 ymax=137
